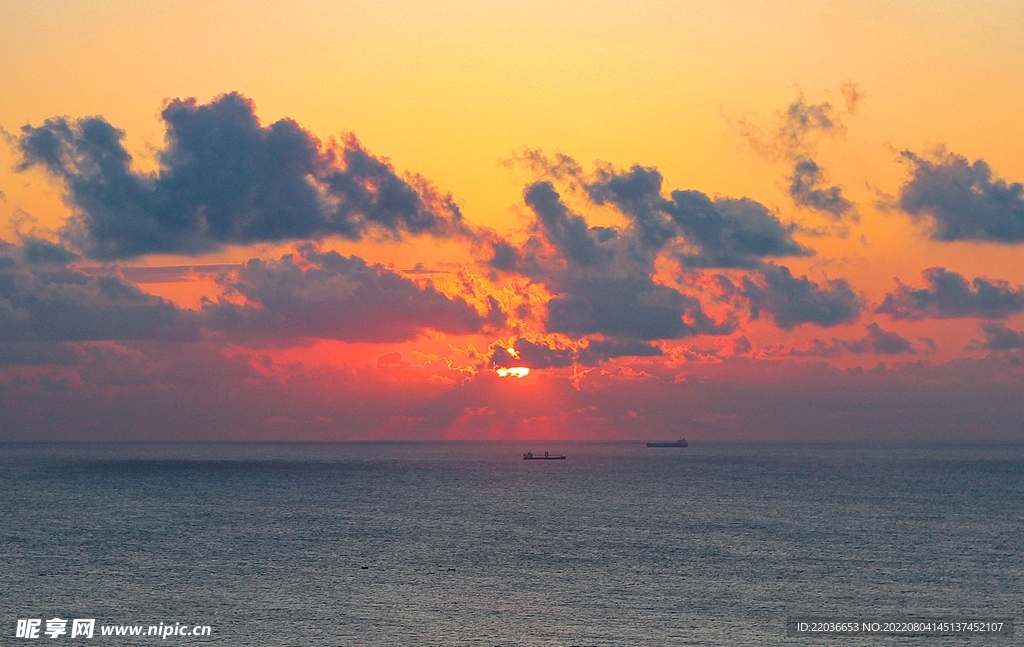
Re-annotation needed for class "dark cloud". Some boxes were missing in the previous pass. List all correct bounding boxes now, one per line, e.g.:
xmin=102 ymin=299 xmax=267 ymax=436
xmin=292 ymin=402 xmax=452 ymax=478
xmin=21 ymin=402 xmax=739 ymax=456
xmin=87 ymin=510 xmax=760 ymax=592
xmin=742 ymin=92 xmax=858 ymax=219
xmin=0 ymin=342 xmax=79 ymax=366
xmin=586 ymin=165 xmax=676 ymax=250
xmin=738 ymin=263 xmax=862 ymax=329
xmin=515 ymin=338 xmax=575 ymax=368
xmin=919 ymin=337 xmax=939 ymax=355
xmin=512 ymin=181 xmax=735 ymax=340
xmin=861 ymin=322 xmax=915 ymax=354
xmin=488 ymin=337 xmax=662 ymax=369
xmin=978 ymin=322 xmax=1024 ymax=350
xmin=490 ymin=338 xmax=574 ymax=369
xmin=898 ymin=150 xmax=1024 ymax=242
xmin=789 ymin=323 xmax=914 ymax=357
xmin=487 ymin=239 xmax=522 ymax=272
xmin=775 ymin=95 xmax=842 ymax=156
xmin=587 ymin=165 xmax=810 ymax=267
xmin=0 ymin=242 xmax=199 ymax=342
xmin=491 ymin=161 xmax=822 ymax=340
xmin=731 ymin=335 xmax=753 ymax=355
xmin=666 ymin=192 xmax=811 ymax=268
xmin=21 ymin=237 xmax=79 ymax=264
xmin=18 ymin=93 xmax=466 ymax=259
xmin=488 ymin=345 xmax=519 ymax=368
xmin=524 ymin=182 xmax=611 ymax=267
xmin=202 ymin=245 xmax=496 ymax=343
xmin=544 ymin=275 xmax=731 ymax=340
xmin=788 ymin=158 xmax=856 ymax=220
xmin=578 ymin=339 xmax=662 ymax=365
xmin=876 ymin=267 xmax=1024 ymax=320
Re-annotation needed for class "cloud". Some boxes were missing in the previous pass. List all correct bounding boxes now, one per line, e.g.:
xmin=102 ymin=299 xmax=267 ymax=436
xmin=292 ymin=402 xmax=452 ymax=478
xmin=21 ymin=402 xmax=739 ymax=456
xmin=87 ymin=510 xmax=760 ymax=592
xmin=736 ymin=263 xmax=862 ymax=329
xmin=4 ymin=332 xmax=1024 ymax=441
xmin=840 ymin=81 xmax=864 ymax=114
xmin=860 ymin=322 xmax=916 ymax=354
xmin=577 ymin=339 xmax=663 ymax=365
xmin=740 ymin=92 xmax=846 ymax=160
xmin=524 ymin=182 xmax=612 ymax=267
xmin=516 ymin=181 xmax=735 ymax=340
xmin=978 ymin=322 xmax=1024 ymax=350
xmin=788 ymin=159 xmax=856 ymax=220
xmin=668 ymin=192 xmax=812 ymax=267
xmin=17 ymin=93 xmax=466 ymax=259
xmin=117 ymin=264 xmax=241 ymax=283
xmin=897 ymin=150 xmax=1024 ymax=242
xmin=877 ymin=267 xmax=1024 ymax=320
xmin=543 ymin=276 xmax=731 ymax=341
xmin=490 ymin=338 xmax=574 ymax=369
xmin=585 ymin=164 xmax=676 ymax=250
xmin=202 ymin=244 xmax=497 ymax=343
xmin=789 ymin=323 xmax=915 ymax=357
xmin=587 ymin=164 xmax=811 ymax=266
xmin=741 ymin=91 xmax=858 ymax=219
xmin=0 ymin=240 xmax=200 ymax=342
xmin=488 ymin=337 xmax=662 ymax=369
xmin=774 ymin=94 xmax=843 ymax=157
xmin=492 ymin=159 xmax=856 ymax=340
xmin=0 ymin=342 xmax=80 ymax=366
xmin=21 ymin=237 xmax=80 ymax=264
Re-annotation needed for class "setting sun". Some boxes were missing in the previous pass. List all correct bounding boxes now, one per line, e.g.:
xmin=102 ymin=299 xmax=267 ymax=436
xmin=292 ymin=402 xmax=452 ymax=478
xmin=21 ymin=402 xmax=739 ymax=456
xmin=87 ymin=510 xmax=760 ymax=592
xmin=495 ymin=366 xmax=531 ymax=379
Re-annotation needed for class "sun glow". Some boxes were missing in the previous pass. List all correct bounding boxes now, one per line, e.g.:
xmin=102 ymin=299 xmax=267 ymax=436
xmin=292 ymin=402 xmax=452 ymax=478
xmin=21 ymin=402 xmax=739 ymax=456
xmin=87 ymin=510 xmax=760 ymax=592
xmin=496 ymin=366 xmax=530 ymax=378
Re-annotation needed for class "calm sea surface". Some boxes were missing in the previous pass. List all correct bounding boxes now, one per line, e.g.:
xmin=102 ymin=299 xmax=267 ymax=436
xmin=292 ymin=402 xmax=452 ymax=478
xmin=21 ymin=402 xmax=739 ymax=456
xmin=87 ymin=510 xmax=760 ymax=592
xmin=1 ymin=442 xmax=1021 ymax=646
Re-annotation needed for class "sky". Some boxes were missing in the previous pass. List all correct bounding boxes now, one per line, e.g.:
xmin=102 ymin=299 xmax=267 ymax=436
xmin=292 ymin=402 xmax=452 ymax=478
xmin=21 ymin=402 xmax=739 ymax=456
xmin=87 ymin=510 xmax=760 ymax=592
xmin=2 ymin=0 xmax=1024 ymax=441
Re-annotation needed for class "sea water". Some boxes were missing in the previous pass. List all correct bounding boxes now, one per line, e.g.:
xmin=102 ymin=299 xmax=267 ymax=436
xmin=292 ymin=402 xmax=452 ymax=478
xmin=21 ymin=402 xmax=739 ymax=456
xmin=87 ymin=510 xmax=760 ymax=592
xmin=1 ymin=442 xmax=1021 ymax=646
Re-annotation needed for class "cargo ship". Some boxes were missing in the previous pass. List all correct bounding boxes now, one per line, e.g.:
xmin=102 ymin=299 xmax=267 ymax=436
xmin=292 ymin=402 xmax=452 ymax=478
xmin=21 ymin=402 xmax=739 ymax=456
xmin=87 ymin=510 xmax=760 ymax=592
xmin=523 ymin=451 xmax=566 ymax=460
xmin=646 ymin=439 xmax=688 ymax=448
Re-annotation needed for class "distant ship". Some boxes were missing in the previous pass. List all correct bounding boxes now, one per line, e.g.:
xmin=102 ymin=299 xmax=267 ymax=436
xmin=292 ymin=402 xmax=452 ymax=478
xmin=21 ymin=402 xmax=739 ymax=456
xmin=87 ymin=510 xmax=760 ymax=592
xmin=646 ymin=439 xmax=688 ymax=448
xmin=523 ymin=451 xmax=566 ymax=460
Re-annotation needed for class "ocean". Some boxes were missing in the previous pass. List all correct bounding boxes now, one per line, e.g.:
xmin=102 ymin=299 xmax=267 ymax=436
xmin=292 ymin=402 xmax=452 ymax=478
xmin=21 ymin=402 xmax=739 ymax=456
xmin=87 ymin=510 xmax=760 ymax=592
xmin=1 ymin=442 xmax=1021 ymax=646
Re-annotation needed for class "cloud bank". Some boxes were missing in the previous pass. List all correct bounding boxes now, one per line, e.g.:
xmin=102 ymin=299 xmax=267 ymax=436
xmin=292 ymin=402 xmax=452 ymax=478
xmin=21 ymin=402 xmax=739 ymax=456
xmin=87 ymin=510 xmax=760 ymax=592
xmin=0 ymin=239 xmax=199 ymax=343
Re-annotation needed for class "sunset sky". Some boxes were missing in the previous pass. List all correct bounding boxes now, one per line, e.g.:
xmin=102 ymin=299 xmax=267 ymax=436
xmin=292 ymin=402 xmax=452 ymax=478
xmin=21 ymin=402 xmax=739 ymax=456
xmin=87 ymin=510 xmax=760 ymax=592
xmin=2 ymin=0 xmax=1024 ymax=441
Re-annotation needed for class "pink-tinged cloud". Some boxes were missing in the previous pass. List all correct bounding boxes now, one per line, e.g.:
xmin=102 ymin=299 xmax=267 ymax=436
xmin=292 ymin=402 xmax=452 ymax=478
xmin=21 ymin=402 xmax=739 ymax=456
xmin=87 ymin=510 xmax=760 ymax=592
xmin=786 ymin=323 xmax=917 ymax=357
xmin=202 ymin=244 xmax=502 ymax=344
xmin=0 ymin=239 xmax=199 ymax=344
xmin=877 ymin=267 xmax=1024 ymax=320
xmin=4 ymin=343 xmax=1024 ymax=441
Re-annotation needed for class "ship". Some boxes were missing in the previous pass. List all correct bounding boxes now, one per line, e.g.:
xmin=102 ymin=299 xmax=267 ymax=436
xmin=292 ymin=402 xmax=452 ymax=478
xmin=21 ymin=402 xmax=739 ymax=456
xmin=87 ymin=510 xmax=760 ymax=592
xmin=646 ymin=439 xmax=688 ymax=448
xmin=523 ymin=451 xmax=566 ymax=460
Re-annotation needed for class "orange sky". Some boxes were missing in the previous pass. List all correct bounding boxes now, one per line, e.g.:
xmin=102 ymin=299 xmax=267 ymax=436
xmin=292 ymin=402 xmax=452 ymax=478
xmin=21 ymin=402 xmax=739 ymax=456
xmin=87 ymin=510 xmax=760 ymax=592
xmin=2 ymin=0 xmax=1024 ymax=441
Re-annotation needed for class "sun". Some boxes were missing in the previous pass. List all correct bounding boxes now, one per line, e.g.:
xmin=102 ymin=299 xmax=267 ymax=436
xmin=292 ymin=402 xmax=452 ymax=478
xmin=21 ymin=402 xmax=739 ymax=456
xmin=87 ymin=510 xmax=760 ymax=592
xmin=495 ymin=366 xmax=531 ymax=378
